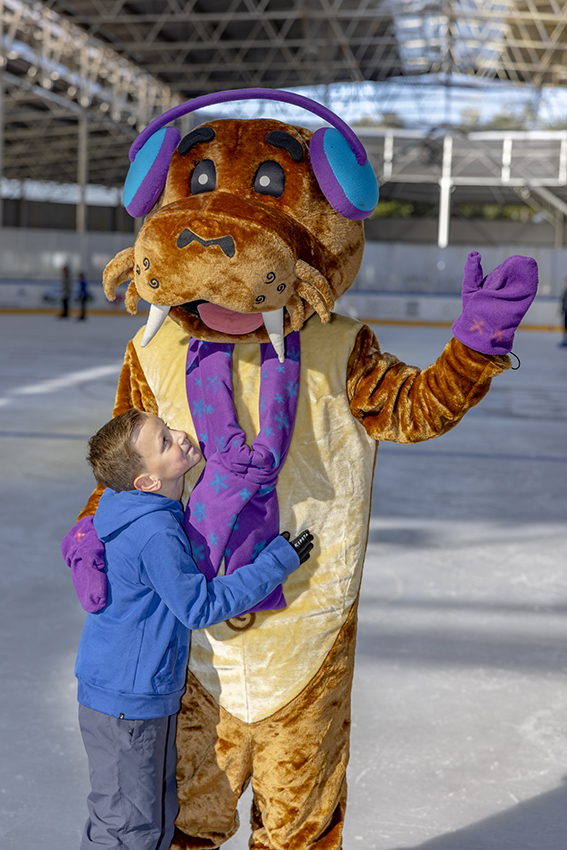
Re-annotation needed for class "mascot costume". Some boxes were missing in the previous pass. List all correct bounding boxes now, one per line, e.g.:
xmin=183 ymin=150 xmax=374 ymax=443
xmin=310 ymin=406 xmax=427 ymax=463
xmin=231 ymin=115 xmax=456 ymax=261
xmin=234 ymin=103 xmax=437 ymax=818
xmin=63 ymin=89 xmax=538 ymax=849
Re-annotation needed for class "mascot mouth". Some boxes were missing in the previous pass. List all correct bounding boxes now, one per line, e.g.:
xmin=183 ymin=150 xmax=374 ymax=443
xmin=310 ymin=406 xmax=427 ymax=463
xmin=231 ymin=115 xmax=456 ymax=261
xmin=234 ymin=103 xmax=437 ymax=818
xmin=174 ymin=300 xmax=286 ymax=362
xmin=196 ymin=302 xmax=264 ymax=335
xmin=180 ymin=299 xmax=267 ymax=335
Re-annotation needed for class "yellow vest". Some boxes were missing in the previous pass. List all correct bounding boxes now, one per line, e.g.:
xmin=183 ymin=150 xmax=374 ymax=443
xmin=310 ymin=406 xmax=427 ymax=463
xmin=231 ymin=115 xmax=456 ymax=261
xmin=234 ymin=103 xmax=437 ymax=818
xmin=134 ymin=313 xmax=377 ymax=722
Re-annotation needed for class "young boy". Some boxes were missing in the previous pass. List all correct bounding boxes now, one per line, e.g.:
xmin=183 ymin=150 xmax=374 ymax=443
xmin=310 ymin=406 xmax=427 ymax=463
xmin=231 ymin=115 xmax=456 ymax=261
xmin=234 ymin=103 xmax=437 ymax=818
xmin=74 ymin=407 xmax=312 ymax=850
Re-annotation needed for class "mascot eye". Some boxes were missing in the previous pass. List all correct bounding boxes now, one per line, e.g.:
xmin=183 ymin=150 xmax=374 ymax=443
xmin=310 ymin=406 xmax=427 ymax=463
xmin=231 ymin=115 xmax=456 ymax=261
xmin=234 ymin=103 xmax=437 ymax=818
xmin=191 ymin=160 xmax=216 ymax=194
xmin=254 ymin=161 xmax=285 ymax=197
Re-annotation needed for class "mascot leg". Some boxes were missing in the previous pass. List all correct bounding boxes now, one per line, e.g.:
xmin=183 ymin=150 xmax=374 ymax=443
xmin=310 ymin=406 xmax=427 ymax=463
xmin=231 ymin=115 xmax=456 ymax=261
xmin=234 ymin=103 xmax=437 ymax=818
xmin=173 ymin=605 xmax=357 ymax=850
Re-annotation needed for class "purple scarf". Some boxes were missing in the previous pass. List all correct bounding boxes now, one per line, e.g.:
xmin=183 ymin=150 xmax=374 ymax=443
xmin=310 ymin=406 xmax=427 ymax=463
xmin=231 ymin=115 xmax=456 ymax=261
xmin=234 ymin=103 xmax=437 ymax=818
xmin=184 ymin=334 xmax=300 ymax=612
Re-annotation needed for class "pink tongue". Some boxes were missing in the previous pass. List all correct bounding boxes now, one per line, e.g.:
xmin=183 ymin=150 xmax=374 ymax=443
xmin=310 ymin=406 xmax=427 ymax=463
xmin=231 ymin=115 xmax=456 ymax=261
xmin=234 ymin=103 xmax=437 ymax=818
xmin=197 ymin=302 xmax=264 ymax=335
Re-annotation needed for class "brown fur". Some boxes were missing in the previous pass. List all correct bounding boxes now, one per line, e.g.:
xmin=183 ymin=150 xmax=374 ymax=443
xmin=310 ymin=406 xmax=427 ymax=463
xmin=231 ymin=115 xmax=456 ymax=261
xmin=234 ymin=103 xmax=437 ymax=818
xmin=171 ymin=602 xmax=358 ymax=850
xmin=347 ymin=328 xmax=510 ymax=443
xmin=103 ymin=119 xmax=364 ymax=344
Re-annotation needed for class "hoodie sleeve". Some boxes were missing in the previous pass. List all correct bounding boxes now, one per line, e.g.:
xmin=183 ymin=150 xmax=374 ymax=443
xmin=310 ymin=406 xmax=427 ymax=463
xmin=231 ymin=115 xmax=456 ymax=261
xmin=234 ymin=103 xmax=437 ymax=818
xmin=139 ymin=529 xmax=299 ymax=629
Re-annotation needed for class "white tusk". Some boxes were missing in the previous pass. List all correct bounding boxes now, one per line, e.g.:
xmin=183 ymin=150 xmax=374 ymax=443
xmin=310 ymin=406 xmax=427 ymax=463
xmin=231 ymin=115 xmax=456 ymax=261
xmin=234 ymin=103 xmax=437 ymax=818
xmin=141 ymin=304 xmax=171 ymax=348
xmin=262 ymin=309 xmax=285 ymax=363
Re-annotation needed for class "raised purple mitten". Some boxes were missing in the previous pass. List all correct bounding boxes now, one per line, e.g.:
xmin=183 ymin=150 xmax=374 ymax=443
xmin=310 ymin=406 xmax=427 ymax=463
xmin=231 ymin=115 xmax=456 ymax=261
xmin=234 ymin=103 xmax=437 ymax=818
xmin=62 ymin=515 xmax=108 ymax=613
xmin=452 ymin=252 xmax=538 ymax=355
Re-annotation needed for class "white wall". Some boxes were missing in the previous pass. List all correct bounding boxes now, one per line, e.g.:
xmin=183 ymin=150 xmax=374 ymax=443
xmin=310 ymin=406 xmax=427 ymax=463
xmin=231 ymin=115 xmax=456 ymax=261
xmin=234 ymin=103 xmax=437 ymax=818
xmin=0 ymin=229 xmax=563 ymax=328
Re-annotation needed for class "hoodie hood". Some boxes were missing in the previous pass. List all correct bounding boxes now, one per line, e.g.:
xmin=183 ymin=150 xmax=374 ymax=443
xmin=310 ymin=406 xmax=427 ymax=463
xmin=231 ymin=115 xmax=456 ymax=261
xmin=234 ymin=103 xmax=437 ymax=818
xmin=94 ymin=488 xmax=184 ymax=542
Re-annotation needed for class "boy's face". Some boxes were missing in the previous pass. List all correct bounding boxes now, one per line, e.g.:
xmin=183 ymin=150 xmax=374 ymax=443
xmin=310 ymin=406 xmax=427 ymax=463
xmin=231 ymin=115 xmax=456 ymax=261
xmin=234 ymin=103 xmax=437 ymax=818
xmin=133 ymin=413 xmax=201 ymax=500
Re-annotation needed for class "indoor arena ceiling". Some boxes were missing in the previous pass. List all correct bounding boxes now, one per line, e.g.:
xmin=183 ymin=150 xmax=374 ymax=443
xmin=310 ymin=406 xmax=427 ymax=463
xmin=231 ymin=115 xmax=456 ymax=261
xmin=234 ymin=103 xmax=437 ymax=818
xmin=3 ymin=0 xmax=567 ymax=194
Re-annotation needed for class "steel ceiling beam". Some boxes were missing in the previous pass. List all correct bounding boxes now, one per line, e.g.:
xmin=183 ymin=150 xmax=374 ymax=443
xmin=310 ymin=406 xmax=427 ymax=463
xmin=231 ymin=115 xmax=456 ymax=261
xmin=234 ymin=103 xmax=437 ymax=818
xmin=2 ymin=0 xmax=567 ymax=203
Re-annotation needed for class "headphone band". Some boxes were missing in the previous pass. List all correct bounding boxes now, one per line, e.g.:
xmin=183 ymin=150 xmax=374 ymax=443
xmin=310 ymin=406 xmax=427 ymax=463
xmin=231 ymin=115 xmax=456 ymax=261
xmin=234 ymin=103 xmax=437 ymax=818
xmin=129 ymin=88 xmax=367 ymax=166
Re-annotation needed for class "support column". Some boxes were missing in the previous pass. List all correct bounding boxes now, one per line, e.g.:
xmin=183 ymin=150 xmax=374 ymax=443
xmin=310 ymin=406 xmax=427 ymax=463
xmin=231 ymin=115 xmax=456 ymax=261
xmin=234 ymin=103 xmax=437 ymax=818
xmin=76 ymin=110 xmax=88 ymax=233
xmin=0 ymin=73 xmax=4 ymax=229
xmin=0 ymin=1 xmax=5 ymax=230
xmin=555 ymin=210 xmax=564 ymax=249
xmin=437 ymin=134 xmax=453 ymax=249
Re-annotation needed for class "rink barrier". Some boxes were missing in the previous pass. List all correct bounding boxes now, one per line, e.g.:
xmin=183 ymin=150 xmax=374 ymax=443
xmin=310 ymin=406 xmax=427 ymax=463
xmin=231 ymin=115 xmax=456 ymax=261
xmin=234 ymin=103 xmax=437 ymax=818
xmin=0 ymin=279 xmax=562 ymax=331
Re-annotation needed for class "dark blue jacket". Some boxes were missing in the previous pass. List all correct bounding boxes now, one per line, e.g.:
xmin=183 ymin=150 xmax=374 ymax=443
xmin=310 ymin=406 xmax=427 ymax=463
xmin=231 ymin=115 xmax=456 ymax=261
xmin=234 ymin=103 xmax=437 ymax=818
xmin=75 ymin=488 xmax=298 ymax=719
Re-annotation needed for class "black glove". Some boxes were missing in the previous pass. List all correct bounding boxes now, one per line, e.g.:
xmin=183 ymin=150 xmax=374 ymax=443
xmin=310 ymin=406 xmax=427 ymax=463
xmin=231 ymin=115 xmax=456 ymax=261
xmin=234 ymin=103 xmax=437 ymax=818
xmin=281 ymin=530 xmax=313 ymax=564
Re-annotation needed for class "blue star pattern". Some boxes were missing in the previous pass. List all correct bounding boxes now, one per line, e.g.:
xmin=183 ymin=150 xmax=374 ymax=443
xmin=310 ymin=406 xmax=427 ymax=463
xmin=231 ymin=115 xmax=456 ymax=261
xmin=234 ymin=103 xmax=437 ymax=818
xmin=192 ymin=502 xmax=207 ymax=523
xmin=191 ymin=543 xmax=205 ymax=562
xmin=207 ymin=374 xmax=220 ymax=393
xmin=275 ymin=411 xmax=289 ymax=430
xmin=192 ymin=399 xmax=206 ymax=419
xmin=285 ymin=381 xmax=298 ymax=399
xmin=240 ymin=487 xmax=251 ymax=501
xmin=211 ymin=471 xmax=229 ymax=494
xmin=209 ymin=532 xmax=219 ymax=547
xmin=287 ymin=344 xmax=300 ymax=362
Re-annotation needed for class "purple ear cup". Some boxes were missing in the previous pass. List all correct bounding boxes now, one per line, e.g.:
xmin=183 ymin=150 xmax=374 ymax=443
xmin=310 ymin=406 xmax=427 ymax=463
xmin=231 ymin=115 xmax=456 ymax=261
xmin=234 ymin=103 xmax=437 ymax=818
xmin=123 ymin=125 xmax=181 ymax=217
xmin=310 ymin=128 xmax=378 ymax=220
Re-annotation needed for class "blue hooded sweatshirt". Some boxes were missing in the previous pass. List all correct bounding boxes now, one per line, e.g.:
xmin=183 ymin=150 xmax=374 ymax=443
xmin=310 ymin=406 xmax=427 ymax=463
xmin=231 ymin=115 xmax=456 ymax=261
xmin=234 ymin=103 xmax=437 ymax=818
xmin=75 ymin=488 xmax=298 ymax=719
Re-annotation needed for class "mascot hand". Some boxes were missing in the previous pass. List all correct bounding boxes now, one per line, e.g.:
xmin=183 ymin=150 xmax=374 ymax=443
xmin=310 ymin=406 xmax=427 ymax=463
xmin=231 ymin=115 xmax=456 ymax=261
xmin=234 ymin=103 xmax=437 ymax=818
xmin=281 ymin=530 xmax=314 ymax=564
xmin=61 ymin=516 xmax=108 ymax=613
xmin=452 ymin=251 xmax=538 ymax=355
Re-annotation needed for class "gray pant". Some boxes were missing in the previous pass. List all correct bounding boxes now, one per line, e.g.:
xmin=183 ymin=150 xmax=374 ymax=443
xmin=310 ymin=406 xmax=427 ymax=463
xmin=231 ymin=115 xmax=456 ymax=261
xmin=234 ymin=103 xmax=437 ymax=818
xmin=78 ymin=704 xmax=178 ymax=850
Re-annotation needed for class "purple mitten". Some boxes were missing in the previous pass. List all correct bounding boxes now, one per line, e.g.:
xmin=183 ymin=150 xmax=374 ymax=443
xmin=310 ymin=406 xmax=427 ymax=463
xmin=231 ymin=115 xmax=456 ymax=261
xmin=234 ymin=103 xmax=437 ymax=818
xmin=61 ymin=515 xmax=108 ymax=613
xmin=452 ymin=252 xmax=538 ymax=355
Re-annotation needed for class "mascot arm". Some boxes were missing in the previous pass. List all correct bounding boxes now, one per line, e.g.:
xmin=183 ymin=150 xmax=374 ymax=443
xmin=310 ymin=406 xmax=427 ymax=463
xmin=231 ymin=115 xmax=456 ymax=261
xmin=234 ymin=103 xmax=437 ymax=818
xmin=346 ymin=325 xmax=510 ymax=443
xmin=63 ymin=342 xmax=158 ymax=613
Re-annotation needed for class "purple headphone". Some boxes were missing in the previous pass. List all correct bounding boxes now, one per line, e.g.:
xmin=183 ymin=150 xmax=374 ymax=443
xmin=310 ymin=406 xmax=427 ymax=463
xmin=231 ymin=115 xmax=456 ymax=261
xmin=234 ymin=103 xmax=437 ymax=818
xmin=123 ymin=88 xmax=378 ymax=221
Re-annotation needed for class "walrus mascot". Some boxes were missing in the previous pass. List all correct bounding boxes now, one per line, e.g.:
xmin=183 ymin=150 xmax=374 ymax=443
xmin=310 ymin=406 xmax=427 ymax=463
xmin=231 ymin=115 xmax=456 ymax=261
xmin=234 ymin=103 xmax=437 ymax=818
xmin=63 ymin=89 xmax=537 ymax=850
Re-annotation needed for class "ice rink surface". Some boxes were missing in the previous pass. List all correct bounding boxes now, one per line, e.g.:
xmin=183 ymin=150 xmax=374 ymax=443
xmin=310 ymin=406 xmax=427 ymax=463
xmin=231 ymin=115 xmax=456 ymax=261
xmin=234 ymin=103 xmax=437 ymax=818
xmin=1 ymin=310 xmax=566 ymax=850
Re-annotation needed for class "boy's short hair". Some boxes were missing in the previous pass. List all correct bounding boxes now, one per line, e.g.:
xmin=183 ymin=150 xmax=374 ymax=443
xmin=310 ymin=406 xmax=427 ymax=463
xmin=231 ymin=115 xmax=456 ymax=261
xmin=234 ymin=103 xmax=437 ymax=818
xmin=87 ymin=408 xmax=148 ymax=491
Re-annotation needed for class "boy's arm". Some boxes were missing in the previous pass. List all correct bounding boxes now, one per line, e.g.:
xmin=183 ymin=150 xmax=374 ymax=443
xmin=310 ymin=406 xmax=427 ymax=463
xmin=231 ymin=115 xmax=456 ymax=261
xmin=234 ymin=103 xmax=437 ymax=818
xmin=141 ymin=532 xmax=301 ymax=629
xmin=62 ymin=341 xmax=159 ymax=612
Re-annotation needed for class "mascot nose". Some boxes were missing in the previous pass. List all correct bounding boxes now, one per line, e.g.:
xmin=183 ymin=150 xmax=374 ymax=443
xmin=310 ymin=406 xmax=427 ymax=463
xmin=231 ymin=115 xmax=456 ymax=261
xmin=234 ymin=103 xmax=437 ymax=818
xmin=177 ymin=227 xmax=236 ymax=258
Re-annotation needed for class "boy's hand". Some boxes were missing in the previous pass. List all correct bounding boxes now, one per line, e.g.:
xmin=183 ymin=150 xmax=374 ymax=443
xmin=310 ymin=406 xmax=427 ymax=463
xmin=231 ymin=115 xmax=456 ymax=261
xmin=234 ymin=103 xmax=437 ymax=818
xmin=280 ymin=530 xmax=314 ymax=564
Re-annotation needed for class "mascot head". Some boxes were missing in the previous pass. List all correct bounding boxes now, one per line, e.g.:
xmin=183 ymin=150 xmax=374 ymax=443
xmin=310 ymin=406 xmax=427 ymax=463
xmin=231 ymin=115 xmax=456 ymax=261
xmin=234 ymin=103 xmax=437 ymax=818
xmin=103 ymin=89 xmax=378 ymax=360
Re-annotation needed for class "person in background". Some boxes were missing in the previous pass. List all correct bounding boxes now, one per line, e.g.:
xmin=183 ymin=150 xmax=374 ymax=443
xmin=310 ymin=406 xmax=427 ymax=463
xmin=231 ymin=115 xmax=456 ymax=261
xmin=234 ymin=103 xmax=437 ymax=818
xmin=78 ymin=272 xmax=89 ymax=321
xmin=59 ymin=264 xmax=71 ymax=318
xmin=559 ymin=279 xmax=567 ymax=347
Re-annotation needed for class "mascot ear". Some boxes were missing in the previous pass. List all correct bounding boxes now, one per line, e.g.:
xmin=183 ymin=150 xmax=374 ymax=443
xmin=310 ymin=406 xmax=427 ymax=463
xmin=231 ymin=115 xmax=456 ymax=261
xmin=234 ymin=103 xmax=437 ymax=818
xmin=310 ymin=127 xmax=378 ymax=220
xmin=123 ymin=126 xmax=182 ymax=217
